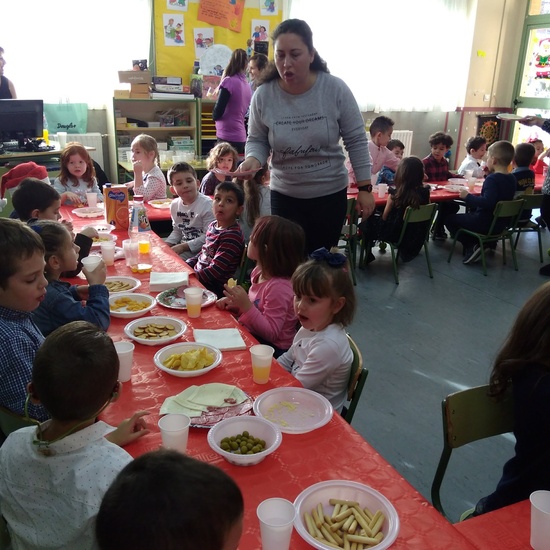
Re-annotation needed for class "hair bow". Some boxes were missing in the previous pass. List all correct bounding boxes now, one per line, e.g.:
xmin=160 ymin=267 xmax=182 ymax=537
xmin=310 ymin=247 xmax=347 ymax=267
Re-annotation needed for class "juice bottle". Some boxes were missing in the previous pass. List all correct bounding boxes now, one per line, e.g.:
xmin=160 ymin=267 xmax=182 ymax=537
xmin=104 ymin=184 xmax=129 ymax=229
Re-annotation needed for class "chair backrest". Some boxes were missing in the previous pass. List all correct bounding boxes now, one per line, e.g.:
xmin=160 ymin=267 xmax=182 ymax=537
xmin=341 ymin=335 xmax=368 ymax=424
xmin=486 ymin=199 xmax=524 ymax=236
xmin=0 ymin=405 xmax=37 ymax=440
xmin=519 ymin=193 xmax=544 ymax=211
xmin=431 ymin=384 xmax=514 ymax=518
xmin=395 ymin=203 xmax=437 ymax=244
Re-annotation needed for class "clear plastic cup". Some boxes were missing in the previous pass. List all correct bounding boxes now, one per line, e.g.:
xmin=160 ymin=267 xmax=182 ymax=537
xmin=184 ymin=287 xmax=203 ymax=318
xmin=250 ymin=344 xmax=275 ymax=384
xmin=378 ymin=183 xmax=388 ymax=198
xmin=158 ymin=413 xmax=191 ymax=453
xmin=114 ymin=341 xmax=134 ymax=383
xmin=86 ymin=193 xmax=98 ymax=207
xmin=81 ymin=255 xmax=102 ymax=272
xmin=100 ymin=241 xmax=116 ymax=266
xmin=256 ymin=498 xmax=296 ymax=550
xmin=531 ymin=490 xmax=550 ymax=550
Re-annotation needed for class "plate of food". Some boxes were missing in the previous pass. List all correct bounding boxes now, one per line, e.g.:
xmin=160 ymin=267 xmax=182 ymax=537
xmin=156 ymin=286 xmax=217 ymax=310
xmin=148 ymin=198 xmax=173 ymax=209
xmin=293 ymin=480 xmax=400 ymax=550
xmin=73 ymin=206 xmax=104 ymax=218
xmin=90 ymin=233 xmax=118 ymax=249
xmin=124 ymin=316 xmax=187 ymax=346
xmin=153 ymin=342 xmax=222 ymax=378
xmin=253 ymin=387 xmax=333 ymax=434
xmin=496 ymin=113 xmax=524 ymax=121
xmin=104 ymin=276 xmax=141 ymax=294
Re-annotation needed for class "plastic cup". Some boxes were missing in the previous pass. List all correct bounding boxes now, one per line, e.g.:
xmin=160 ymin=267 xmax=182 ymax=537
xmin=125 ymin=150 xmax=133 ymax=162
xmin=81 ymin=255 xmax=102 ymax=272
xmin=467 ymin=178 xmax=476 ymax=192
xmin=137 ymin=233 xmax=151 ymax=254
xmin=158 ymin=413 xmax=191 ymax=453
xmin=86 ymin=192 xmax=98 ymax=207
xmin=184 ymin=287 xmax=203 ymax=318
xmin=531 ymin=490 xmax=550 ymax=549
xmin=122 ymin=239 xmax=138 ymax=268
xmin=57 ymin=132 xmax=67 ymax=149
xmin=378 ymin=183 xmax=388 ymax=198
xmin=256 ymin=498 xmax=296 ymax=550
xmin=464 ymin=169 xmax=474 ymax=179
xmin=100 ymin=241 xmax=116 ymax=266
xmin=114 ymin=341 xmax=134 ymax=383
xmin=250 ymin=344 xmax=274 ymax=384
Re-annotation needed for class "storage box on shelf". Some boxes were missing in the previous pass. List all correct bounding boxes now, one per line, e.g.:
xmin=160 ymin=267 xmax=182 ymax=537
xmin=199 ymin=99 xmax=217 ymax=157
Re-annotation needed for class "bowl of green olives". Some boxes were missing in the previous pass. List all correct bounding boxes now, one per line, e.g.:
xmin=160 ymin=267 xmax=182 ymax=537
xmin=207 ymin=416 xmax=283 ymax=466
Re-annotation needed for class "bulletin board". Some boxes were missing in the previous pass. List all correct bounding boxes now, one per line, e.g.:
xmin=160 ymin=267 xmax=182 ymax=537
xmin=153 ymin=0 xmax=282 ymax=87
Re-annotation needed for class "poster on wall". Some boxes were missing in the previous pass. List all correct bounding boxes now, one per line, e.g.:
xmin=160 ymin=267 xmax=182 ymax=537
xmin=251 ymin=20 xmax=270 ymax=42
xmin=194 ymin=28 xmax=214 ymax=58
xmin=260 ymin=0 xmax=278 ymax=16
xmin=166 ymin=0 xmax=188 ymax=11
xmin=163 ymin=13 xmax=185 ymax=46
xmin=198 ymin=0 xmax=245 ymax=32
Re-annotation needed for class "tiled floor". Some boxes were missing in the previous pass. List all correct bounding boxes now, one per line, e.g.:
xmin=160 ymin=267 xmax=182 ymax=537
xmin=346 ymin=225 xmax=548 ymax=522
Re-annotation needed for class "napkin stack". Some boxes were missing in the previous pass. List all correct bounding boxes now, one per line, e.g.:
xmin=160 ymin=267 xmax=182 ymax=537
xmin=160 ymin=383 xmax=248 ymax=417
xmin=193 ymin=328 xmax=247 ymax=351
xmin=149 ymin=271 xmax=188 ymax=292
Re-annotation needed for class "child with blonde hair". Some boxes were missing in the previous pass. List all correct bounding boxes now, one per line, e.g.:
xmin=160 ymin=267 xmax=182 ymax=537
xmin=127 ymin=134 xmax=167 ymax=201
xmin=200 ymin=142 xmax=239 ymax=196
xmin=53 ymin=143 xmax=103 ymax=206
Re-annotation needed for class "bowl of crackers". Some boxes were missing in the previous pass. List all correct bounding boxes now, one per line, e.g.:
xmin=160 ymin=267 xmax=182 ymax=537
xmin=109 ymin=293 xmax=156 ymax=319
xmin=124 ymin=316 xmax=187 ymax=346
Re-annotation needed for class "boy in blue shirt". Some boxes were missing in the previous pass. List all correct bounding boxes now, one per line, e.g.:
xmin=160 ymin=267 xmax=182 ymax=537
xmin=511 ymin=142 xmax=536 ymax=225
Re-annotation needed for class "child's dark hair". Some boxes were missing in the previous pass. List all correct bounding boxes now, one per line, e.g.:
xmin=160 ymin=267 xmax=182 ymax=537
xmin=12 ymin=178 xmax=61 ymax=221
xmin=234 ymin=165 xmax=268 ymax=227
xmin=387 ymin=139 xmax=405 ymax=152
xmin=369 ymin=116 xmax=394 ymax=138
xmin=32 ymin=321 xmax=119 ymax=421
xmin=250 ymin=215 xmax=305 ymax=278
xmin=96 ymin=449 xmax=244 ymax=550
xmin=59 ymin=142 xmax=96 ymax=188
xmin=514 ymin=143 xmax=536 ymax=168
xmin=489 ymin=140 xmax=515 ymax=167
xmin=249 ymin=52 xmax=269 ymax=71
xmin=206 ymin=142 xmax=239 ymax=171
xmin=465 ymin=136 xmax=487 ymax=153
xmin=214 ymin=181 xmax=244 ymax=206
xmin=0 ymin=218 xmax=44 ymax=289
xmin=292 ymin=250 xmax=356 ymax=326
xmin=429 ymin=132 xmax=454 ymax=148
xmin=223 ymin=48 xmax=248 ymax=78
xmin=28 ymin=219 xmax=71 ymax=266
xmin=393 ymin=156 xmax=426 ymax=210
xmin=167 ymin=162 xmax=197 ymax=183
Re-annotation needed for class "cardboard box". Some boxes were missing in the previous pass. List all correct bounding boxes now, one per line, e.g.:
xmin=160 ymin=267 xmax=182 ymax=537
xmin=118 ymin=70 xmax=152 ymax=84
xmin=129 ymin=92 xmax=150 ymax=99
xmin=153 ymin=76 xmax=182 ymax=85
xmin=130 ymin=83 xmax=150 ymax=93
xmin=115 ymin=117 xmax=127 ymax=124
xmin=114 ymin=89 xmax=130 ymax=98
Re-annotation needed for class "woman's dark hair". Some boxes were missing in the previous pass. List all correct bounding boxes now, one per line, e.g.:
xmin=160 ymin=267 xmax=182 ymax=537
xmin=392 ymin=156 xmax=425 ymax=210
xmin=223 ymin=48 xmax=248 ymax=78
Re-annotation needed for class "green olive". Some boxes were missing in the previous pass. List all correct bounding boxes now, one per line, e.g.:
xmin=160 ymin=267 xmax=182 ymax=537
xmin=220 ymin=431 xmax=267 ymax=455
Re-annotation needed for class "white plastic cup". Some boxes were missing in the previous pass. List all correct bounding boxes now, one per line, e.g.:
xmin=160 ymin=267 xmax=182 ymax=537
xmin=81 ymin=255 xmax=102 ymax=272
xmin=250 ymin=344 xmax=275 ymax=384
xmin=464 ymin=169 xmax=474 ymax=179
xmin=122 ymin=239 xmax=138 ymax=268
xmin=57 ymin=132 xmax=67 ymax=149
xmin=86 ymin=192 xmax=98 ymax=207
xmin=531 ymin=490 xmax=550 ymax=550
xmin=467 ymin=177 xmax=476 ymax=192
xmin=100 ymin=240 xmax=116 ymax=266
xmin=378 ymin=183 xmax=388 ymax=198
xmin=114 ymin=341 xmax=134 ymax=383
xmin=184 ymin=287 xmax=203 ymax=318
xmin=256 ymin=498 xmax=296 ymax=550
xmin=158 ymin=413 xmax=191 ymax=453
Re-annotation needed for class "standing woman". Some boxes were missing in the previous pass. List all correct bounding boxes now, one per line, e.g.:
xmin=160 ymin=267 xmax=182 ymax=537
xmin=0 ymin=47 xmax=16 ymax=99
xmin=212 ymin=48 xmax=252 ymax=155
xmin=239 ymin=19 xmax=374 ymax=253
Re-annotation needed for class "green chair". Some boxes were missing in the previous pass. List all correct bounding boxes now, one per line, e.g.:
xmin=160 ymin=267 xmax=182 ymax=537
xmin=0 ymin=405 xmax=37 ymax=441
xmin=512 ymin=194 xmax=545 ymax=263
xmin=341 ymin=335 xmax=368 ymax=424
xmin=337 ymin=197 xmax=359 ymax=285
xmin=447 ymin=199 xmax=524 ymax=276
xmin=430 ymin=384 xmax=514 ymax=521
xmin=359 ymin=203 xmax=437 ymax=284
xmin=235 ymin=245 xmax=254 ymax=288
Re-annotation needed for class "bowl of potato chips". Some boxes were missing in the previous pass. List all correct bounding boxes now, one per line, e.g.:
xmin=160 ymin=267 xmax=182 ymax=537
xmin=153 ymin=342 xmax=222 ymax=378
xmin=109 ymin=293 xmax=156 ymax=319
xmin=124 ymin=316 xmax=186 ymax=346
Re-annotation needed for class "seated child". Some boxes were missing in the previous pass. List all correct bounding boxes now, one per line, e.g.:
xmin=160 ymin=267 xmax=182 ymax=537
xmin=422 ymin=131 xmax=457 ymax=182
xmin=53 ymin=143 xmax=104 ymax=206
xmin=457 ymin=136 xmax=487 ymax=178
xmin=0 ymin=218 xmax=48 ymax=421
xmin=278 ymin=248 xmax=356 ymax=412
xmin=368 ymin=116 xmax=401 ymax=176
xmin=165 ymin=162 xmax=215 ymax=261
xmin=187 ymin=182 xmax=245 ymax=298
xmin=217 ymin=215 xmax=305 ymax=357
xmin=200 ymin=142 xmax=239 ymax=196
xmin=445 ymin=140 xmax=517 ymax=264
xmin=30 ymin=220 xmax=110 ymax=336
xmin=96 ymin=450 xmax=244 ymax=550
xmin=126 ymin=134 xmax=167 ymax=201
xmin=528 ymin=137 xmax=549 ymax=175
xmin=12 ymin=177 xmax=97 ymax=277
xmin=511 ymin=142 xmax=536 ymax=224
xmin=360 ymin=157 xmax=430 ymax=264
xmin=377 ymin=139 xmax=405 ymax=185
xmin=0 ymin=321 xmax=149 ymax=549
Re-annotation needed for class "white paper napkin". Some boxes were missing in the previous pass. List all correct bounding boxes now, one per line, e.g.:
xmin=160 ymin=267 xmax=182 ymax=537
xmin=193 ymin=328 xmax=247 ymax=351
xmin=149 ymin=271 xmax=188 ymax=292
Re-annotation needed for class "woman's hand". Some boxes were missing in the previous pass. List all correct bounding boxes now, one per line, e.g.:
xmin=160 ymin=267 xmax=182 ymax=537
xmin=237 ymin=156 xmax=261 ymax=178
xmin=357 ymin=189 xmax=376 ymax=217
xmin=106 ymin=411 xmax=150 ymax=447
xmin=519 ymin=116 xmax=545 ymax=128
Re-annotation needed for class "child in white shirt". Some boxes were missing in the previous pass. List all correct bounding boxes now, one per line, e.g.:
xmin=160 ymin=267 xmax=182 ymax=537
xmin=457 ymin=136 xmax=487 ymax=178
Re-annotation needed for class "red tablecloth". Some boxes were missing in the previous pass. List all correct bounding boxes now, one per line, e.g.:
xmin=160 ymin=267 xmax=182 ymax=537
xmin=62 ymin=207 xmax=476 ymax=549
xmin=453 ymin=500 xmax=530 ymax=549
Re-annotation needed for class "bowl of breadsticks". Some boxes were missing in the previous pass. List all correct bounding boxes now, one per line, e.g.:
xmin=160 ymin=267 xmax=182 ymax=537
xmin=293 ymin=480 xmax=400 ymax=550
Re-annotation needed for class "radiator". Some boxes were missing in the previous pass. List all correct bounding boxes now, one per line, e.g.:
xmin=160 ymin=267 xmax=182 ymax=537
xmin=62 ymin=133 xmax=105 ymax=166
xmin=391 ymin=130 xmax=413 ymax=157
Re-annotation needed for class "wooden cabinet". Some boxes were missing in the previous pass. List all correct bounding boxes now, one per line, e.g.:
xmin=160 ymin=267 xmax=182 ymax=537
xmin=199 ymin=99 xmax=217 ymax=157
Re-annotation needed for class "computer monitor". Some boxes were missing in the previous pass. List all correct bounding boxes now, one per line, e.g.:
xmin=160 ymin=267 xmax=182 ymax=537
xmin=0 ymin=99 xmax=44 ymax=146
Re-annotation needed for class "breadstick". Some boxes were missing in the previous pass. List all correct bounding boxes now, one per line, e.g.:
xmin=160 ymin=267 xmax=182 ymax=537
xmin=369 ymin=511 xmax=385 ymax=537
xmin=347 ymin=533 xmax=383 ymax=545
xmin=329 ymin=498 xmax=360 ymax=507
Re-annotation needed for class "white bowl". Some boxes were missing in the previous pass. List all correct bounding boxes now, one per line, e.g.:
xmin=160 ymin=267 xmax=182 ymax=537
xmin=153 ymin=342 xmax=222 ymax=377
xmin=448 ymin=178 xmax=466 ymax=186
xmin=293 ymin=480 xmax=400 ymax=550
xmin=109 ymin=293 xmax=155 ymax=319
xmin=91 ymin=233 xmax=118 ymax=249
xmin=104 ymin=276 xmax=141 ymax=294
xmin=89 ymin=223 xmax=114 ymax=234
xmin=207 ymin=416 xmax=282 ymax=466
xmin=124 ymin=316 xmax=187 ymax=346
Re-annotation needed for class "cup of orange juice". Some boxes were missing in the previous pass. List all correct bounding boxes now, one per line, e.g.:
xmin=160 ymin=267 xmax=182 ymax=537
xmin=250 ymin=344 xmax=275 ymax=384
xmin=184 ymin=287 xmax=203 ymax=318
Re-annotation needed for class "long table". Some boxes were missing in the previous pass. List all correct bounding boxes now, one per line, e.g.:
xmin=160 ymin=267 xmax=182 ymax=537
xmin=63 ymin=206 xmax=476 ymax=549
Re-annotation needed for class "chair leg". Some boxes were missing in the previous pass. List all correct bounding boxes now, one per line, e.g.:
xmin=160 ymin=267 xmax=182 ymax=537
xmin=502 ymin=236 xmax=507 ymax=266
xmin=424 ymin=241 xmax=434 ymax=278
xmin=389 ymin=244 xmax=399 ymax=284
xmin=508 ymin=236 xmax=519 ymax=271
xmin=477 ymin=237 xmax=488 ymax=276
xmin=447 ymin=233 xmax=460 ymax=263
xmin=537 ymin=229 xmax=544 ymax=263
xmin=346 ymin=243 xmax=357 ymax=285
